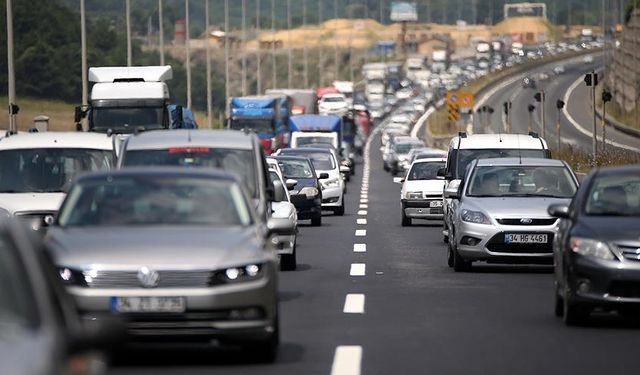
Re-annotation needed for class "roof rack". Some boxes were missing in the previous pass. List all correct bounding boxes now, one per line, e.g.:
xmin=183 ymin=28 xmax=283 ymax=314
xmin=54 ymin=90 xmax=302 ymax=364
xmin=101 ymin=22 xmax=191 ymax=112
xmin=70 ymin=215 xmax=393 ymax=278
xmin=528 ymin=131 xmax=539 ymax=138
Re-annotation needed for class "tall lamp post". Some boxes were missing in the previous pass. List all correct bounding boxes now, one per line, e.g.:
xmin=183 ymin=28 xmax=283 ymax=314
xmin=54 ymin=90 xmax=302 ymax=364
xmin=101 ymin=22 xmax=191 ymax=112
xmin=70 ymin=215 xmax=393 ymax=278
xmin=6 ymin=0 xmax=17 ymax=133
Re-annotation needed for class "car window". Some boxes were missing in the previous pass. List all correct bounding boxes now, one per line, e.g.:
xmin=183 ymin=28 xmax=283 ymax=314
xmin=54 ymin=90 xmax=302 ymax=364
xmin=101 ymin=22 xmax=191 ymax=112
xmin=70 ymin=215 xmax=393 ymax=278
xmin=283 ymin=151 xmax=335 ymax=170
xmin=408 ymin=162 xmax=446 ymax=181
xmin=0 ymin=148 xmax=114 ymax=193
xmin=278 ymin=159 xmax=314 ymax=179
xmin=58 ymin=176 xmax=252 ymax=227
xmin=123 ymin=148 xmax=258 ymax=198
xmin=455 ymin=149 xmax=547 ymax=179
xmin=585 ymin=174 xmax=640 ymax=216
xmin=467 ymin=165 xmax=576 ymax=198
xmin=395 ymin=143 xmax=423 ymax=154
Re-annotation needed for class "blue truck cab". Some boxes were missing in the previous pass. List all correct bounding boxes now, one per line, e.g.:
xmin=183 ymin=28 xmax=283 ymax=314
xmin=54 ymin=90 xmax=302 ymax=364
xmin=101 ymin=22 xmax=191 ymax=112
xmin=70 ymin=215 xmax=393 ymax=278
xmin=227 ymin=96 xmax=286 ymax=155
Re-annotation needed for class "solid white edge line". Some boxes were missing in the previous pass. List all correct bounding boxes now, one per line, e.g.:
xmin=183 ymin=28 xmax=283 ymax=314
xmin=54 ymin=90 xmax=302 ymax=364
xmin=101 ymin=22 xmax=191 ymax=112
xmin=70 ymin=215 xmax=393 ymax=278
xmin=353 ymin=243 xmax=366 ymax=252
xmin=343 ymin=294 xmax=365 ymax=314
xmin=330 ymin=346 xmax=362 ymax=375
xmin=410 ymin=106 xmax=436 ymax=138
xmin=355 ymin=229 xmax=367 ymax=237
xmin=350 ymin=263 xmax=366 ymax=276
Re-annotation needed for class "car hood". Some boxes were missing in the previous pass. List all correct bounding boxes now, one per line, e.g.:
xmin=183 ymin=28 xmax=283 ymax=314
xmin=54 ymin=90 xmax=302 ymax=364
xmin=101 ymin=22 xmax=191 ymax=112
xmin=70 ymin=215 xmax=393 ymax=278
xmin=463 ymin=197 xmax=572 ymax=218
xmin=46 ymin=226 xmax=269 ymax=269
xmin=403 ymin=180 xmax=445 ymax=194
xmin=0 ymin=193 xmax=65 ymax=215
xmin=576 ymin=216 xmax=640 ymax=243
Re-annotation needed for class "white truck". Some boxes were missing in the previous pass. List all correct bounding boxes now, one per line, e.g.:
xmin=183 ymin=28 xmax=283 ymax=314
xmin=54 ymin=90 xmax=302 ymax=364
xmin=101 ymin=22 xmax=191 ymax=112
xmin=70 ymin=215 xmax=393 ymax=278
xmin=431 ymin=50 xmax=448 ymax=73
xmin=405 ymin=55 xmax=427 ymax=80
xmin=76 ymin=66 xmax=193 ymax=133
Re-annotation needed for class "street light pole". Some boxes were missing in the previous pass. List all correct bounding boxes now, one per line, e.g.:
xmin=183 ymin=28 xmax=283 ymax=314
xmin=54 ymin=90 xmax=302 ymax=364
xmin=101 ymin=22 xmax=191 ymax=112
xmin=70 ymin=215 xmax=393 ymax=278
xmin=318 ymin=0 xmax=324 ymax=87
xmin=224 ymin=0 xmax=230 ymax=109
xmin=287 ymin=0 xmax=293 ymax=88
xmin=205 ymin=0 xmax=212 ymax=128
xmin=256 ymin=0 xmax=262 ymax=94
xmin=334 ymin=0 xmax=339 ymax=81
xmin=126 ymin=0 xmax=132 ymax=66
xmin=303 ymin=0 xmax=309 ymax=88
xmin=241 ymin=0 xmax=247 ymax=96
xmin=185 ymin=0 xmax=192 ymax=108
xmin=159 ymin=0 xmax=165 ymax=65
xmin=6 ymin=0 xmax=17 ymax=133
xmin=81 ymin=0 xmax=88 ymax=130
xmin=271 ymin=0 xmax=277 ymax=89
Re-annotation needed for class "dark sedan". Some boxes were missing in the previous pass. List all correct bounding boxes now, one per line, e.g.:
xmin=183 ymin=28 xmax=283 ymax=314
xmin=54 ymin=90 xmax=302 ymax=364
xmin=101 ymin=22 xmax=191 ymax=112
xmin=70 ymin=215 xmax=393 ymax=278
xmin=549 ymin=165 xmax=640 ymax=325
xmin=273 ymin=156 xmax=326 ymax=226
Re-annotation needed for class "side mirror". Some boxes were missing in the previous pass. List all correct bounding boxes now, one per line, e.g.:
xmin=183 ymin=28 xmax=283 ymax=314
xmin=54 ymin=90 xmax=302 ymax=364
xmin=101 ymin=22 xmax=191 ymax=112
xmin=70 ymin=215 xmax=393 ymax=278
xmin=340 ymin=166 xmax=351 ymax=173
xmin=267 ymin=217 xmax=296 ymax=236
xmin=318 ymin=172 xmax=329 ymax=180
xmin=393 ymin=177 xmax=405 ymax=184
xmin=548 ymin=203 xmax=570 ymax=219
xmin=272 ymin=180 xmax=286 ymax=202
xmin=285 ymin=179 xmax=298 ymax=190
xmin=66 ymin=315 xmax=126 ymax=355
xmin=443 ymin=186 xmax=460 ymax=199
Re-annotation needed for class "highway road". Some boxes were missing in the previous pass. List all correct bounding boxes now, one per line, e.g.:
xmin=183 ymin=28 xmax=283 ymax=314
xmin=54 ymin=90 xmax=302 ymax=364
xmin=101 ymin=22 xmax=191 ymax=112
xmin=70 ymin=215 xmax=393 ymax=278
xmin=108 ymin=116 xmax=640 ymax=375
xmin=474 ymin=54 xmax=640 ymax=152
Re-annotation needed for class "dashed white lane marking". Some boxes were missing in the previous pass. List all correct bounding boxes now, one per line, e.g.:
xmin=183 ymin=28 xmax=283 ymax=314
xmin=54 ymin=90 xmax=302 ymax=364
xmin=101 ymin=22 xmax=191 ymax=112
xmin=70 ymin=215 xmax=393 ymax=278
xmin=357 ymin=218 xmax=367 ymax=225
xmin=357 ymin=210 xmax=367 ymax=216
xmin=353 ymin=243 xmax=366 ymax=252
xmin=360 ymin=199 xmax=368 ymax=203
xmin=359 ymin=204 xmax=368 ymax=209
xmin=360 ymin=195 xmax=368 ymax=200
xmin=343 ymin=294 xmax=365 ymax=314
xmin=350 ymin=263 xmax=366 ymax=276
xmin=355 ymin=229 xmax=367 ymax=236
xmin=330 ymin=346 xmax=362 ymax=375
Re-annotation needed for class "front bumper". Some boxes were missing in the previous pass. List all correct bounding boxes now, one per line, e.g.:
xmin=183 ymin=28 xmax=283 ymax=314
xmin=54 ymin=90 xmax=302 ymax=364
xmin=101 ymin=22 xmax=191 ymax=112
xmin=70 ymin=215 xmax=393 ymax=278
xmin=69 ymin=270 xmax=278 ymax=344
xmin=291 ymin=196 xmax=322 ymax=220
xmin=456 ymin=221 xmax=555 ymax=264
xmin=321 ymin=186 xmax=343 ymax=208
xmin=567 ymin=254 xmax=640 ymax=307
xmin=402 ymin=199 xmax=443 ymax=220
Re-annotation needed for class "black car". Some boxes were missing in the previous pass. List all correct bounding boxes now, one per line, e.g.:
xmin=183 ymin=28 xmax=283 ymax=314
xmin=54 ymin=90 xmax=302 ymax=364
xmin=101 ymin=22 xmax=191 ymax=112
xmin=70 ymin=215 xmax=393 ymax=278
xmin=522 ymin=76 xmax=536 ymax=89
xmin=549 ymin=165 xmax=640 ymax=325
xmin=274 ymin=156 xmax=326 ymax=226
xmin=0 ymin=217 xmax=122 ymax=375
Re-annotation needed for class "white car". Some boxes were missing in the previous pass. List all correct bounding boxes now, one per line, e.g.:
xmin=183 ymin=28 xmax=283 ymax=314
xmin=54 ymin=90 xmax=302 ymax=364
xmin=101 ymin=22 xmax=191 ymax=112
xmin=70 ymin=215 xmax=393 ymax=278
xmin=394 ymin=158 xmax=447 ymax=226
xmin=0 ymin=132 xmax=115 ymax=232
xmin=268 ymin=168 xmax=299 ymax=271
xmin=318 ymin=93 xmax=349 ymax=116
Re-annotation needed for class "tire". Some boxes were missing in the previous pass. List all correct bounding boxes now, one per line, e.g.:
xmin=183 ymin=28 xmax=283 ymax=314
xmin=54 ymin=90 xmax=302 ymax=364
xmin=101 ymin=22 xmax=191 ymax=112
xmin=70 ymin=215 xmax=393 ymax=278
xmin=401 ymin=210 xmax=411 ymax=226
xmin=334 ymin=201 xmax=345 ymax=216
xmin=383 ymin=163 xmax=390 ymax=172
xmin=563 ymin=286 xmax=588 ymax=326
xmin=554 ymin=282 xmax=564 ymax=317
xmin=452 ymin=233 xmax=472 ymax=272
xmin=311 ymin=213 xmax=322 ymax=226
xmin=280 ymin=245 xmax=297 ymax=271
xmin=443 ymin=223 xmax=449 ymax=244
xmin=447 ymin=240 xmax=454 ymax=268
xmin=250 ymin=315 xmax=279 ymax=363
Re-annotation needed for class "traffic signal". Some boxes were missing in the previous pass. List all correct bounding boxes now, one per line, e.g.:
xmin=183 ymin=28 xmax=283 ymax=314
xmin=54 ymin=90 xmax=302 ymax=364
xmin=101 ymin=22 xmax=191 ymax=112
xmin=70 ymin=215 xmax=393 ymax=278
xmin=503 ymin=101 xmax=509 ymax=115
xmin=533 ymin=92 xmax=545 ymax=102
xmin=602 ymin=89 xmax=612 ymax=103
xmin=556 ymin=99 xmax=565 ymax=109
xmin=584 ymin=72 xmax=598 ymax=87
xmin=527 ymin=104 xmax=535 ymax=113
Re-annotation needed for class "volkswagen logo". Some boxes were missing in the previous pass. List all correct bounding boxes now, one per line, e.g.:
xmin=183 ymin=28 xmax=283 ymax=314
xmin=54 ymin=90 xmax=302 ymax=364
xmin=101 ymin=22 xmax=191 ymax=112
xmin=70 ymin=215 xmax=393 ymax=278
xmin=520 ymin=218 xmax=533 ymax=224
xmin=137 ymin=267 xmax=159 ymax=288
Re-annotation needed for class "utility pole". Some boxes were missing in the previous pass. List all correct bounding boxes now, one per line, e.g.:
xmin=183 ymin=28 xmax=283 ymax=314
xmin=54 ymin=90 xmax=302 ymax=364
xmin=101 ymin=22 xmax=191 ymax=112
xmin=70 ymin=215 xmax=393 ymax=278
xmin=159 ymin=0 xmax=165 ymax=65
xmin=287 ymin=0 xmax=293 ymax=88
xmin=318 ymin=0 xmax=324 ymax=87
xmin=556 ymin=99 xmax=565 ymax=151
xmin=527 ymin=104 xmax=536 ymax=133
xmin=379 ymin=0 xmax=384 ymax=24
xmin=185 ymin=0 xmax=192 ymax=108
xmin=126 ymin=0 xmax=132 ymax=66
xmin=426 ymin=0 xmax=431 ymax=23
xmin=205 ymin=0 xmax=212 ymax=128
xmin=81 ymin=0 xmax=88 ymax=130
xmin=256 ymin=0 xmax=262 ymax=94
xmin=241 ymin=0 xmax=247 ymax=96
xmin=602 ymin=89 xmax=612 ymax=152
xmin=334 ymin=0 xmax=339 ymax=80
xmin=584 ymin=71 xmax=598 ymax=163
xmin=534 ymin=91 xmax=546 ymax=139
xmin=303 ymin=0 xmax=309 ymax=88
xmin=6 ymin=0 xmax=17 ymax=133
xmin=224 ymin=0 xmax=230 ymax=109
xmin=271 ymin=0 xmax=277 ymax=89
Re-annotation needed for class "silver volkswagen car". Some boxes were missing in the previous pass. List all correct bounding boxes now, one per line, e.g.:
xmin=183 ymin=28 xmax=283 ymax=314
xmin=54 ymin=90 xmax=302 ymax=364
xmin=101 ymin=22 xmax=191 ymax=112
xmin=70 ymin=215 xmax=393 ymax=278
xmin=446 ymin=158 xmax=578 ymax=271
xmin=46 ymin=168 xmax=293 ymax=361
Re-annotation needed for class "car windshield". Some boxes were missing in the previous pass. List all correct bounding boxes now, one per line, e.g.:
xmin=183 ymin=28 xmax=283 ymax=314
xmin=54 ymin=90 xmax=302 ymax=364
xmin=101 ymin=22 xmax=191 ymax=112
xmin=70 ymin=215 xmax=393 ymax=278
xmin=277 ymin=159 xmax=315 ymax=179
xmin=58 ymin=176 xmax=252 ymax=227
xmin=123 ymin=148 xmax=258 ymax=198
xmin=0 ymin=237 xmax=40 ymax=332
xmin=408 ymin=161 xmax=446 ymax=181
xmin=467 ymin=165 xmax=577 ymax=198
xmin=229 ymin=119 xmax=275 ymax=133
xmin=296 ymin=136 xmax=334 ymax=147
xmin=455 ymin=149 xmax=547 ymax=179
xmin=91 ymin=106 xmax=165 ymax=133
xmin=0 ymin=148 xmax=113 ymax=193
xmin=323 ymin=97 xmax=345 ymax=103
xmin=395 ymin=143 xmax=422 ymax=154
xmin=283 ymin=151 xmax=335 ymax=170
xmin=414 ymin=152 xmax=447 ymax=161
xmin=585 ymin=174 xmax=640 ymax=216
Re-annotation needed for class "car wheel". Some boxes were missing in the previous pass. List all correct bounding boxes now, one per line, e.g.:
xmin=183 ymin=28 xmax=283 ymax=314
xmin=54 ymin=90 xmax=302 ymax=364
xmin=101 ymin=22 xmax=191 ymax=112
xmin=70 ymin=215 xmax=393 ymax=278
xmin=443 ymin=222 xmax=449 ymax=243
xmin=401 ymin=210 xmax=411 ymax=226
xmin=334 ymin=201 xmax=345 ymax=216
xmin=563 ymin=286 xmax=588 ymax=326
xmin=311 ymin=213 xmax=322 ymax=226
xmin=280 ymin=245 xmax=297 ymax=271
xmin=250 ymin=314 xmax=279 ymax=363
xmin=452 ymin=234 xmax=471 ymax=272
xmin=554 ymin=281 xmax=564 ymax=317
xmin=391 ymin=168 xmax=398 ymax=176
xmin=447 ymin=240 xmax=454 ymax=268
xmin=383 ymin=163 xmax=390 ymax=172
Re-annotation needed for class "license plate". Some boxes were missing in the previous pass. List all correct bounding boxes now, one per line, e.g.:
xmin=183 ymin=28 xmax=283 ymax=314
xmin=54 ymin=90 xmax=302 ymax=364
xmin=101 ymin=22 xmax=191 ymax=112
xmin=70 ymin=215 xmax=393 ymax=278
xmin=111 ymin=296 xmax=186 ymax=313
xmin=504 ymin=233 xmax=548 ymax=244
xmin=430 ymin=200 xmax=443 ymax=208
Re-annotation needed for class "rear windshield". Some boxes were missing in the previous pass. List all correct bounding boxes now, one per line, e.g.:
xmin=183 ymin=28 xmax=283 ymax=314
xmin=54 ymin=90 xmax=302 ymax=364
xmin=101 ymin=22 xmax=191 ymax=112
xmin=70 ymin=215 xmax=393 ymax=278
xmin=408 ymin=161 xmax=446 ymax=181
xmin=452 ymin=149 xmax=548 ymax=179
xmin=122 ymin=148 xmax=257 ymax=198
xmin=467 ymin=165 xmax=576 ymax=198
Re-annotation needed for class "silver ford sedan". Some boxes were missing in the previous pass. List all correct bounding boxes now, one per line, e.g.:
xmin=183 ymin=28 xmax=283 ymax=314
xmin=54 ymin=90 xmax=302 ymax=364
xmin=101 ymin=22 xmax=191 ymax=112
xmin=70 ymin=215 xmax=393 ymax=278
xmin=46 ymin=168 xmax=293 ymax=361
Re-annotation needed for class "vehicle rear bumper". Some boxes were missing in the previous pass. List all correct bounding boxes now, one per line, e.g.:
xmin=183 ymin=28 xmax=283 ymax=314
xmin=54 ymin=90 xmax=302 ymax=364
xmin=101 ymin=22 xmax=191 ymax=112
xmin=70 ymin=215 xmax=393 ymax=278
xmin=402 ymin=199 xmax=444 ymax=219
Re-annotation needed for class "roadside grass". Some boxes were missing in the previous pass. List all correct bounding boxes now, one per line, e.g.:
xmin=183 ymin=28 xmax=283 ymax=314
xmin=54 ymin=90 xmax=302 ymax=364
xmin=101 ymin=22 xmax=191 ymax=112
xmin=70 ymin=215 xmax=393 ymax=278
xmin=552 ymin=144 xmax=640 ymax=174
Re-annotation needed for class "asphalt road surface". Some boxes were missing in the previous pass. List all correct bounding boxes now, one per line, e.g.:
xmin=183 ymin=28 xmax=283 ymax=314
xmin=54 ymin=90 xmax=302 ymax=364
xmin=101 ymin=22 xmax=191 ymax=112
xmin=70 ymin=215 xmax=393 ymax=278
xmin=109 ymin=121 xmax=640 ymax=375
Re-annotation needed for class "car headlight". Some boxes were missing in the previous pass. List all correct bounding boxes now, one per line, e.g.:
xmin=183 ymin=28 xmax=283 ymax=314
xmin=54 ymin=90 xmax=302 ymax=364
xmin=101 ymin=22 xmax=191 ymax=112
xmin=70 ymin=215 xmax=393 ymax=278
xmin=299 ymin=186 xmax=319 ymax=198
xmin=570 ymin=237 xmax=615 ymax=260
xmin=405 ymin=191 xmax=423 ymax=199
xmin=461 ymin=209 xmax=491 ymax=225
xmin=58 ymin=267 xmax=87 ymax=286
xmin=323 ymin=178 xmax=340 ymax=188
xmin=214 ymin=264 xmax=265 ymax=284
